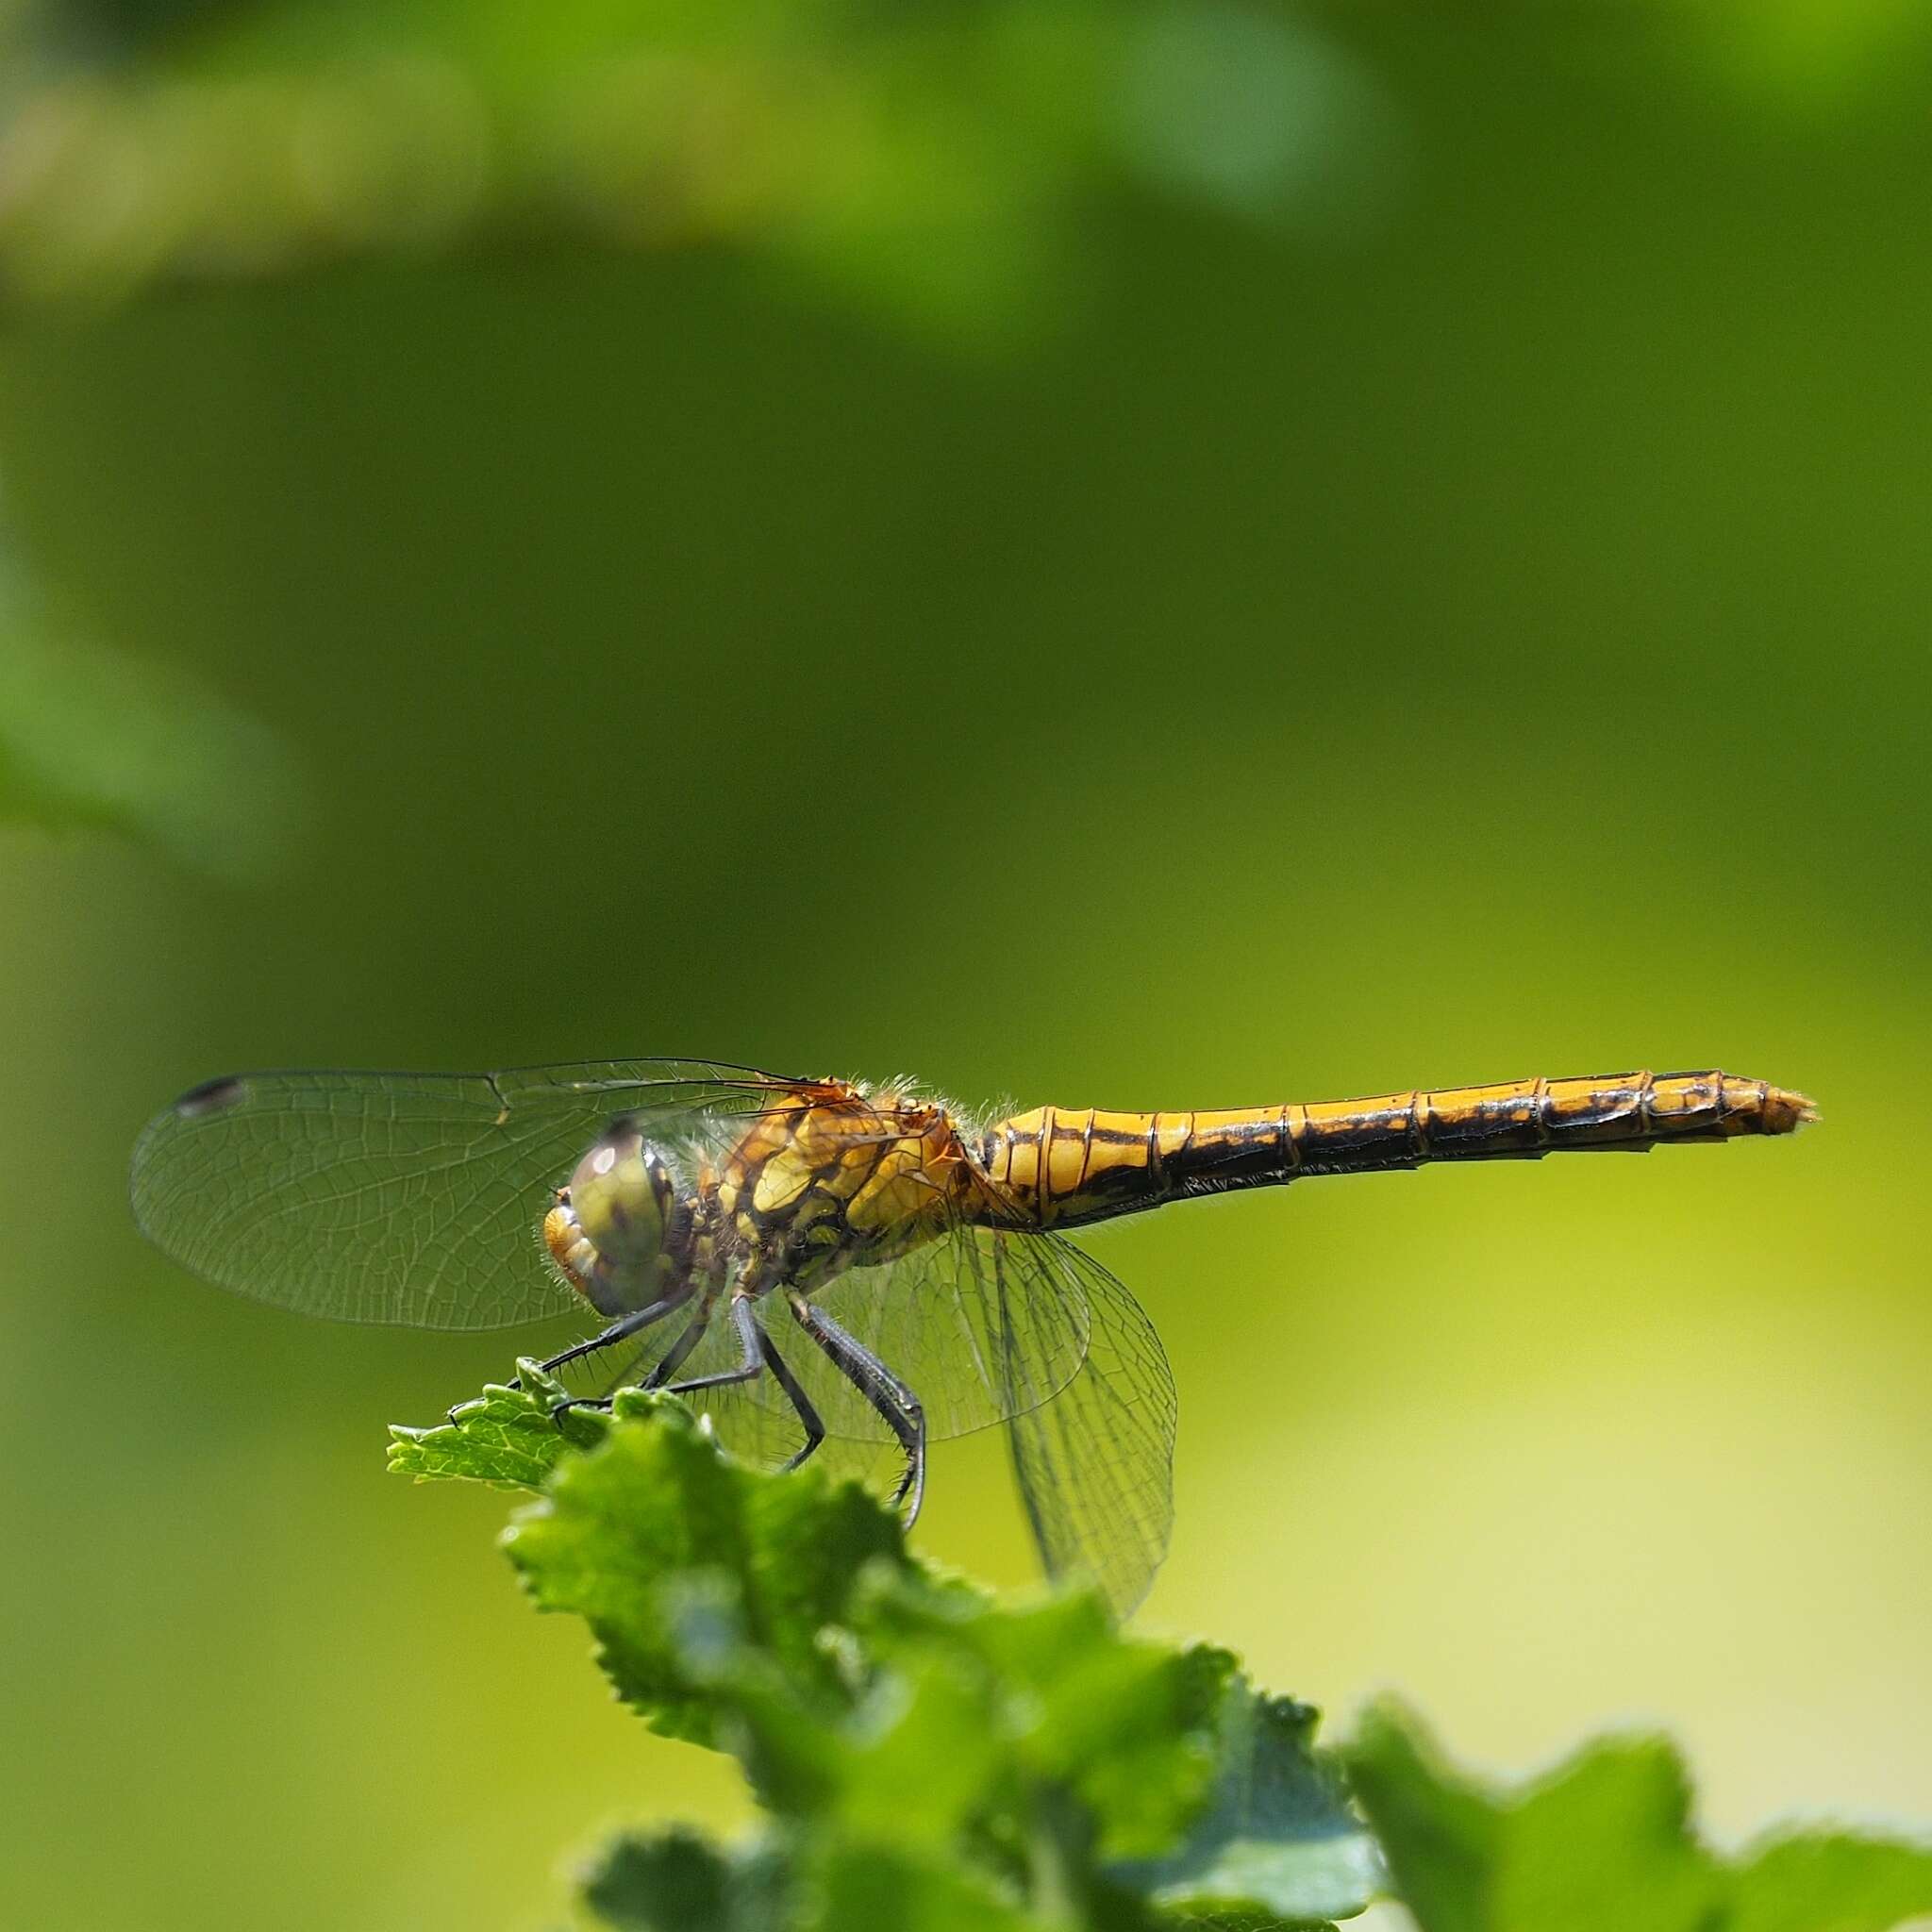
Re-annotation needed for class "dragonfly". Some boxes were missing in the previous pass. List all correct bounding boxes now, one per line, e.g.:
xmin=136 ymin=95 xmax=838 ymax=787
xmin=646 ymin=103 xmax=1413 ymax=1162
xmin=129 ymin=1059 xmax=1814 ymax=1614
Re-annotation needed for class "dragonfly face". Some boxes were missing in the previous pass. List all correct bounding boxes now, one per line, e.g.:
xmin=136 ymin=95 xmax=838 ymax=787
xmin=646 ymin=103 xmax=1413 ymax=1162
xmin=131 ymin=1057 xmax=1810 ymax=1618
xmin=545 ymin=1123 xmax=681 ymax=1316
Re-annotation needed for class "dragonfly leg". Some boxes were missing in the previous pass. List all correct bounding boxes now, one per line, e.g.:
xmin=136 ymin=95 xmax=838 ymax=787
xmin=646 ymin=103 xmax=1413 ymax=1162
xmin=640 ymin=1285 xmax=722 ymax=1390
xmin=789 ymin=1295 xmax=926 ymax=1526
xmin=586 ymin=1294 xmax=827 ymax=1474
xmin=759 ymin=1322 xmax=827 ymax=1473
xmin=535 ymin=1292 xmax=690 ymax=1379
xmin=460 ymin=1293 xmax=691 ymax=1424
xmin=551 ymin=1283 xmax=725 ymax=1421
xmin=659 ymin=1294 xmax=765 ymax=1396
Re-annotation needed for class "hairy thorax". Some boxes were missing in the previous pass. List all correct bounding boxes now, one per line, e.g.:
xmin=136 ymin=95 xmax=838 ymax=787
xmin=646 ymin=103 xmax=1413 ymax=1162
xmin=716 ymin=1083 xmax=991 ymax=1292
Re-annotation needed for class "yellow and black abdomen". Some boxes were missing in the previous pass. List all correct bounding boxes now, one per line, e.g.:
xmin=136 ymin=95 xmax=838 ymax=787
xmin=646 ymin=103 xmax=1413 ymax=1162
xmin=977 ymin=1072 xmax=1815 ymax=1229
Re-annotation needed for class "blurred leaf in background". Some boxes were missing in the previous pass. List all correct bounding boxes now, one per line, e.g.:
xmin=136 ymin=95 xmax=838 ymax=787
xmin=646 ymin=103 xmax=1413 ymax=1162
xmin=0 ymin=0 xmax=1401 ymax=341
xmin=1688 ymin=0 xmax=1932 ymax=109
xmin=1115 ymin=2 xmax=1404 ymax=235
xmin=0 ymin=525 xmax=307 ymax=878
xmin=8 ymin=0 xmax=1929 ymax=346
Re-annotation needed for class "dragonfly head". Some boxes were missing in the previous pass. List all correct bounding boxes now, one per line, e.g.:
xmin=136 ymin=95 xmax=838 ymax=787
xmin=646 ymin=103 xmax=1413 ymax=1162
xmin=543 ymin=1119 xmax=676 ymax=1315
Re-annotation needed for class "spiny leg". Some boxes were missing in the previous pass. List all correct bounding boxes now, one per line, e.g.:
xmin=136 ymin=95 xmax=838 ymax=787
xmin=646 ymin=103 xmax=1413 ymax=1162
xmin=641 ymin=1284 xmax=722 ymax=1391
xmin=659 ymin=1295 xmax=764 ymax=1396
xmin=789 ymin=1293 xmax=926 ymax=1524
xmin=556 ymin=1290 xmax=753 ymax=1421
xmin=540 ymin=1293 xmax=690 ymax=1377
xmin=449 ymin=1291 xmax=691 ymax=1423
xmin=759 ymin=1321 xmax=827 ymax=1474
xmin=554 ymin=1283 xmax=716 ymax=1420
xmin=571 ymin=1294 xmax=828 ymax=1476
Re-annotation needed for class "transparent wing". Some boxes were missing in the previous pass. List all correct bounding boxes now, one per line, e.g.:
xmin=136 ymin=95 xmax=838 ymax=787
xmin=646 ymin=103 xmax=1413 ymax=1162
xmin=750 ymin=1220 xmax=1094 ymax=1444
xmin=998 ymin=1234 xmax=1176 ymax=1618
xmin=129 ymin=1059 xmax=810 ymax=1330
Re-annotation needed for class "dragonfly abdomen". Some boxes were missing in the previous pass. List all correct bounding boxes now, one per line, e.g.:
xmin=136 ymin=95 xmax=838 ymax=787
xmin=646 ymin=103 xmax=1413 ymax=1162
xmin=979 ymin=1072 xmax=1814 ymax=1228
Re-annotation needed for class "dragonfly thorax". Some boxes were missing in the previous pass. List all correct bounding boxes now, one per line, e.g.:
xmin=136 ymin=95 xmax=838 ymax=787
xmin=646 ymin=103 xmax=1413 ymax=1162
xmin=543 ymin=1121 xmax=679 ymax=1316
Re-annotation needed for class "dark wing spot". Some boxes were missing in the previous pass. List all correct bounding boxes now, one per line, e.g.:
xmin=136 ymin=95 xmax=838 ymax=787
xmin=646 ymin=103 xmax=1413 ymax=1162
xmin=175 ymin=1074 xmax=248 ymax=1119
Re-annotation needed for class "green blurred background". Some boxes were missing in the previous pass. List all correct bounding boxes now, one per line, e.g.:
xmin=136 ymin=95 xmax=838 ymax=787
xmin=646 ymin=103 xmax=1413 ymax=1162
xmin=2 ymin=3 xmax=1928 ymax=1927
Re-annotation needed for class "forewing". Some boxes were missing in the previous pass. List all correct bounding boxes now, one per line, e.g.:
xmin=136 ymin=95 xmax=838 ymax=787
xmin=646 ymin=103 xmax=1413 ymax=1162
xmin=999 ymin=1234 xmax=1176 ymax=1618
xmin=129 ymin=1059 xmax=806 ymax=1329
xmin=767 ymin=1220 xmax=1093 ymax=1443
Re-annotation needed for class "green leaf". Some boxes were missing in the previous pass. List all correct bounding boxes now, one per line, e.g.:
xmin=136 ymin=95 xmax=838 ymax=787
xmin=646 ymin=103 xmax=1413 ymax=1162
xmin=1346 ymin=1701 xmax=1718 ymax=1932
xmin=0 ymin=0 xmax=1390 ymax=342
xmin=1343 ymin=1700 xmax=1932 ymax=1932
xmin=407 ymin=1391 xmax=1932 ymax=1932
xmin=386 ymin=1360 xmax=607 ymax=1490
xmin=798 ymin=1841 xmax=1054 ymax=1932
xmin=398 ymin=1393 xmax=1932 ymax=1932
xmin=502 ymin=1389 xmax=910 ymax=1746
xmin=470 ymin=1395 xmax=1276 ymax=1912
xmin=1727 ymin=1829 xmax=1932 ymax=1932
xmin=436 ymin=1391 xmax=1369 ymax=1925
xmin=793 ymin=1645 xmax=1008 ymax=1847
xmin=1338 ymin=1702 xmax=1495 ymax=1932
xmin=578 ymin=1824 xmax=791 ymax=1932
xmin=858 ymin=1573 xmax=1222 ymax=1858
xmin=576 ymin=1824 xmax=1062 ymax=1932
xmin=1113 ymin=1664 xmax=1381 ymax=1926
xmin=0 ymin=613 xmax=308 ymax=882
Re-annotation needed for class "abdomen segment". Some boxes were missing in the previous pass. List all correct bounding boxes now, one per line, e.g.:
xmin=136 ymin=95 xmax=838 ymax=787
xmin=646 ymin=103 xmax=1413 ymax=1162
xmin=977 ymin=1072 xmax=1816 ymax=1229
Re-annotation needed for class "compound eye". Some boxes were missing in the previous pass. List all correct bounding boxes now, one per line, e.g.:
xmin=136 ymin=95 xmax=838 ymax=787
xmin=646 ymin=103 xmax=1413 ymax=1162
xmin=568 ymin=1124 xmax=672 ymax=1271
